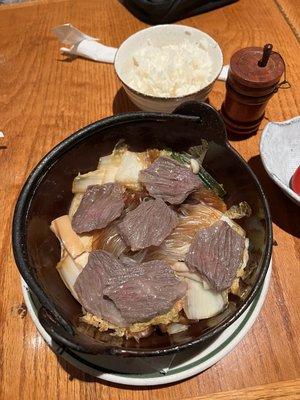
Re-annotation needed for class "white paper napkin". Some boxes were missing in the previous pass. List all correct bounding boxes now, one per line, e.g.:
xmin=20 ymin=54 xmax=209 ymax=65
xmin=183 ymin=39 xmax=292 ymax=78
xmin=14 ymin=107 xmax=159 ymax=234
xmin=52 ymin=24 xmax=117 ymax=64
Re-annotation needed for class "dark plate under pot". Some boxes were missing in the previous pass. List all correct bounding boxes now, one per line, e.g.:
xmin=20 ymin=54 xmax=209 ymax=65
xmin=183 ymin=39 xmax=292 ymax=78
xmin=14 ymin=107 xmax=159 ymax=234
xmin=12 ymin=102 xmax=272 ymax=357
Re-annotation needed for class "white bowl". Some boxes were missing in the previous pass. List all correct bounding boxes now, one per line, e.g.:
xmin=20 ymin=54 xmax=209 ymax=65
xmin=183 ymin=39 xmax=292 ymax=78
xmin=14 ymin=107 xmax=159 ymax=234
xmin=260 ymin=116 xmax=300 ymax=205
xmin=114 ymin=25 xmax=223 ymax=113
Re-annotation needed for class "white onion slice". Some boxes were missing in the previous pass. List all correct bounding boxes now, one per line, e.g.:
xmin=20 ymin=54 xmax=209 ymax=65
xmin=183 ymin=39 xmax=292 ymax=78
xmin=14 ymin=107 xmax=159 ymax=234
xmin=166 ymin=323 xmax=189 ymax=335
xmin=171 ymin=261 xmax=189 ymax=273
xmin=183 ymin=278 xmax=227 ymax=320
xmin=75 ymin=252 xmax=89 ymax=269
xmin=50 ymin=215 xmax=85 ymax=258
xmin=69 ymin=193 xmax=83 ymax=218
xmin=115 ymin=151 xmax=148 ymax=189
xmin=72 ymin=170 xmax=104 ymax=194
xmin=56 ymin=255 xmax=82 ymax=300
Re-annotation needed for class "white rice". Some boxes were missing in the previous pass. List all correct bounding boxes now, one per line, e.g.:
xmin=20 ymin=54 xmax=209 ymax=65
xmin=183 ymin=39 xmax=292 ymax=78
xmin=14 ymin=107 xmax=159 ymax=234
xmin=126 ymin=40 xmax=212 ymax=98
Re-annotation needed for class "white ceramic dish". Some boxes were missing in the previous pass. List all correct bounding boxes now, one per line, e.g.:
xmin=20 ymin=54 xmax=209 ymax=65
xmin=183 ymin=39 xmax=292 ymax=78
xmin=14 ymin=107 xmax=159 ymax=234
xmin=260 ymin=116 xmax=300 ymax=205
xmin=114 ymin=25 xmax=224 ymax=112
xmin=22 ymin=264 xmax=271 ymax=387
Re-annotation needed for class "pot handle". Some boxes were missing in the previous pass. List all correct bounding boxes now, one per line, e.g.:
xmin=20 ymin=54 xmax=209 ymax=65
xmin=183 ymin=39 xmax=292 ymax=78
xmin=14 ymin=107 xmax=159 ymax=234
xmin=38 ymin=306 xmax=109 ymax=354
xmin=217 ymin=65 xmax=229 ymax=82
xmin=172 ymin=101 xmax=228 ymax=144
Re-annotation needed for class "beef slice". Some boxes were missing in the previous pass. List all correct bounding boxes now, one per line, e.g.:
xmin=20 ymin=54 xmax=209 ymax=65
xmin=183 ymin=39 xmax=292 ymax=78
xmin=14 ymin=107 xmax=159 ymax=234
xmin=72 ymin=183 xmax=124 ymax=234
xmin=118 ymin=198 xmax=178 ymax=251
xmin=74 ymin=250 xmax=187 ymax=326
xmin=139 ymin=156 xmax=202 ymax=204
xmin=185 ymin=220 xmax=245 ymax=291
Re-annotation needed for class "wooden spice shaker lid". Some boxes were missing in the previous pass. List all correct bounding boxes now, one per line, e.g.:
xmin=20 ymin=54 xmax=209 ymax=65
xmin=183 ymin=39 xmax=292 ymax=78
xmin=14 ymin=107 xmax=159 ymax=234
xmin=229 ymin=44 xmax=285 ymax=89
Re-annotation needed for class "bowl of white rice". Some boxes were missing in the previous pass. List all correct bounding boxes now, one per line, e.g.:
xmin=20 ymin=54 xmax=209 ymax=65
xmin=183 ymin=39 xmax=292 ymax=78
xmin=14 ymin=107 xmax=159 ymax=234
xmin=114 ymin=25 xmax=223 ymax=112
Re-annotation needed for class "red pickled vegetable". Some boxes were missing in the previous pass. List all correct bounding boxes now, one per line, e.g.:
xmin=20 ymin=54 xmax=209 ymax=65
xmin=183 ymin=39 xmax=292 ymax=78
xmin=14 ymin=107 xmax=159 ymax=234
xmin=291 ymin=166 xmax=300 ymax=196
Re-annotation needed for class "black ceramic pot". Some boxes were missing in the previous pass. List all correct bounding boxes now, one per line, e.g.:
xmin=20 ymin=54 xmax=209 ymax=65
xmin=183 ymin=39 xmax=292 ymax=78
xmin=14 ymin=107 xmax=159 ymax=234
xmin=12 ymin=102 xmax=272 ymax=356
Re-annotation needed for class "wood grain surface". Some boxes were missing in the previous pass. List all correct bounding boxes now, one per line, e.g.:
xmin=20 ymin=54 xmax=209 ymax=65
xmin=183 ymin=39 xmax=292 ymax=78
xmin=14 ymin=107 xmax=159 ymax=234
xmin=276 ymin=0 xmax=300 ymax=41
xmin=186 ymin=379 xmax=300 ymax=399
xmin=0 ymin=0 xmax=299 ymax=399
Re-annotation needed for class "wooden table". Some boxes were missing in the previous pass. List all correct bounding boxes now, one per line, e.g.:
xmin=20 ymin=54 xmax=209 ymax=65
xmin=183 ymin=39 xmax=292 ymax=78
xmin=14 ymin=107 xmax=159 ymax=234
xmin=0 ymin=0 xmax=299 ymax=399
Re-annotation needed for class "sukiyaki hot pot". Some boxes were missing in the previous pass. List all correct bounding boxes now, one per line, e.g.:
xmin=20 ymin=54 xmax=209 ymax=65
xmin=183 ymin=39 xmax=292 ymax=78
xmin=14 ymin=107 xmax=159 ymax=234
xmin=12 ymin=102 xmax=272 ymax=356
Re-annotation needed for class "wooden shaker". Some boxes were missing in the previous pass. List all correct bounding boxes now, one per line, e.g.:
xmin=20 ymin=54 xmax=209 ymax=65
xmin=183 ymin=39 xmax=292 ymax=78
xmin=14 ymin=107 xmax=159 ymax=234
xmin=220 ymin=44 xmax=285 ymax=135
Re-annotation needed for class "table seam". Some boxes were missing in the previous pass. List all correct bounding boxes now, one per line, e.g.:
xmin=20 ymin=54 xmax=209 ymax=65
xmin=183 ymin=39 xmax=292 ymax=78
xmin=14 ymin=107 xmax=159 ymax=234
xmin=273 ymin=0 xmax=300 ymax=43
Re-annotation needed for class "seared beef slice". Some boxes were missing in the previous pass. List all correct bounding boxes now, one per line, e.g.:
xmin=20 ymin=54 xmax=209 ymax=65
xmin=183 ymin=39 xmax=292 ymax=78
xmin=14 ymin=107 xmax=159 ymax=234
xmin=105 ymin=259 xmax=187 ymax=324
xmin=139 ymin=157 xmax=202 ymax=204
xmin=185 ymin=221 xmax=245 ymax=291
xmin=72 ymin=183 xmax=124 ymax=234
xmin=118 ymin=198 xmax=178 ymax=251
xmin=74 ymin=251 xmax=127 ymax=326
xmin=74 ymin=250 xmax=187 ymax=325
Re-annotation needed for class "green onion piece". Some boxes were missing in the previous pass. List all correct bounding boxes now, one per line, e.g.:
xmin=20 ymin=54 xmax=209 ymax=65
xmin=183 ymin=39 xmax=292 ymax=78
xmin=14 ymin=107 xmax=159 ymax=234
xmin=197 ymin=165 xmax=226 ymax=198
xmin=171 ymin=151 xmax=226 ymax=198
